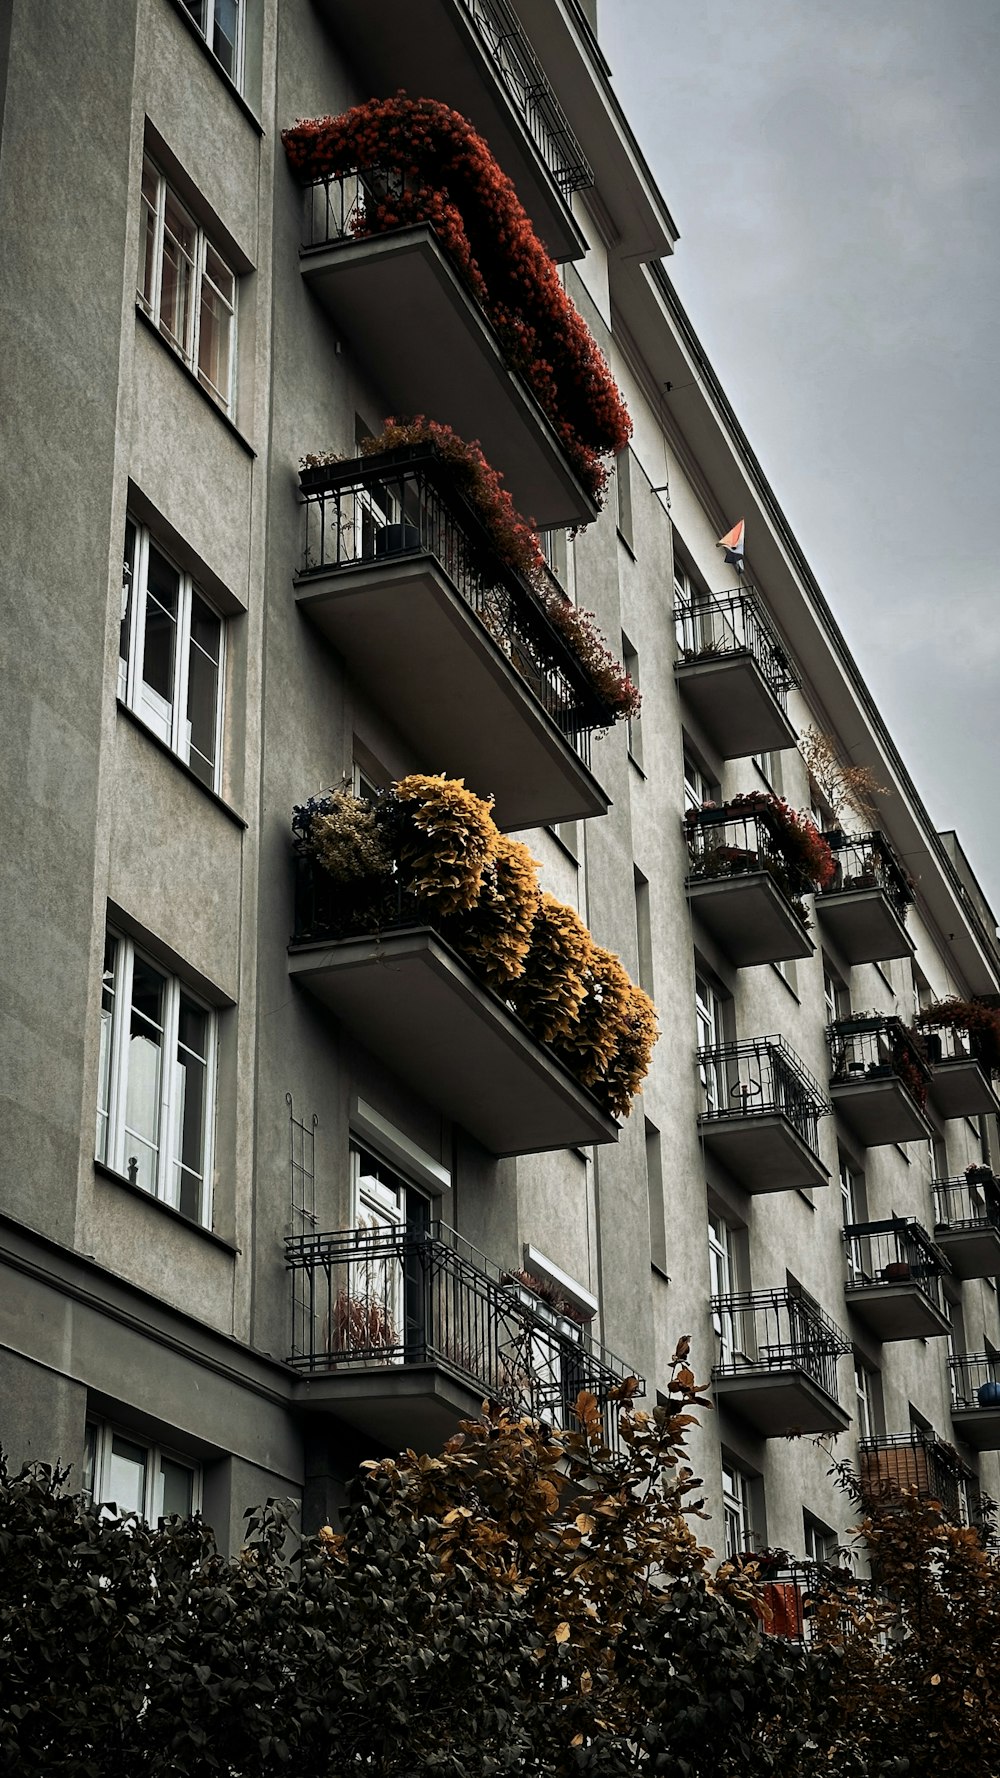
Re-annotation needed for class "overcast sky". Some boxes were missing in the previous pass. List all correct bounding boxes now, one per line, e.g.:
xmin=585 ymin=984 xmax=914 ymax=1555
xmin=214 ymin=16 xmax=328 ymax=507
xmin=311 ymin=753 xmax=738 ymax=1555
xmin=599 ymin=0 xmax=1000 ymax=906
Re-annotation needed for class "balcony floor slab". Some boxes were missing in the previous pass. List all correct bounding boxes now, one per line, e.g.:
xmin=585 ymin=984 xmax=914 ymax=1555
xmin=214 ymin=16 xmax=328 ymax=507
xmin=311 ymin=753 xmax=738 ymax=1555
xmin=845 ymin=1282 xmax=951 ymax=1342
xmin=713 ymin=1368 xmax=850 ymax=1437
xmin=950 ymin=1404 xmax=1000 ymax=1452
xmin=933 ymin=1223 xmax=1000 ymax=1280
xmin=289 ymin=928 xmax=618 ymax=1156
xmin=686 ymin=872 xmax=813 ymax=968
xmin=815 ymin=887 xmax=914 ymax=965
xmin=301 ymin=227 xmax=597 ymax=528
xmin=927 ymin=1058 xmax=1000 ymax=1120
xmin=830 ymin=1076 xmax=933 ymax=1147
xmin=292 ymin=1362 xmax=488 ymax=1451
xmin=673 ymin=653 xmax=797 ymax=759
xmin=698 ymin=1112 xmax=829 ymax=1193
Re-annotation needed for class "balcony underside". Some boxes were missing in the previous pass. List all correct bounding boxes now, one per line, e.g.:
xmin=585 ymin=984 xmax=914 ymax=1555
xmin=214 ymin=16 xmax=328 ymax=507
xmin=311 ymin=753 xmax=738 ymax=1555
xmin=927 ymin=1058 xmax=1000 ymax=1120
xmin=313 ymin=0 xmax=587 ymax=264
xmin=845 ymin=1282 xmax=951 ymax=1342
xmin=295 ymin=556 xmax=609 ymax=830
xmin=713 ymin=1368 xmax=850 ymax=1438
xmin=815 ymin=888 xmax=914 ymax=965
xmin=933 ymin=1223 xmax=1000 ymax=1280
xmin=292 ymin=1361 xmax=488 ymax=1451
xmin=950 ymin=1403 xmax=1000 ymax=1452
xmin=698 ymin=1113 xmax=829 ymax=1193
xmin=686 ymin=873 xmax=813 ymax=968
xmin=830 ymin=1077 xmax=933 ymax=1147
xmin=300 ymin=227 xmax=597 ymax=529
xmin=288 ymin=928 xmax=618 ymax=1156
xmin=674 ymin=654 xmax=797 ymax=759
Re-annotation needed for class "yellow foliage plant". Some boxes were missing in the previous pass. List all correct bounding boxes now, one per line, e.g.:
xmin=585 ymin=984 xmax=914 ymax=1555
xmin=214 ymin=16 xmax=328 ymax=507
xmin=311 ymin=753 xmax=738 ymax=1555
xmin=391 ymin=774 xmax=497 ymax=917
xmin=511 ymin=892 xmax=594 ymax=1044
xmin=443 ymin=834 xmax=541 ymax=992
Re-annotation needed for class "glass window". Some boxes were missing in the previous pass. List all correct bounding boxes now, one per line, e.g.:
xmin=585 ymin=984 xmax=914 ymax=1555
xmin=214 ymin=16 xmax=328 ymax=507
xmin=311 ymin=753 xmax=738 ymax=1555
xmin=182 ymin=0 xmax=243 ymax=84
xmin=119 ymin=517 xmax=225 ymax=792
xmin=722 ymin=1457 xmax=757 ymax=1559
xmin=137 ymin=154 xmax=237 ymax=413
xmin=97 ymin=929 xmax=217 ymax=1227
xmin=85 ymin=1420 xmax=200 ymax=1522
xmin=696 ymin=975 xmax=724 ymax=1113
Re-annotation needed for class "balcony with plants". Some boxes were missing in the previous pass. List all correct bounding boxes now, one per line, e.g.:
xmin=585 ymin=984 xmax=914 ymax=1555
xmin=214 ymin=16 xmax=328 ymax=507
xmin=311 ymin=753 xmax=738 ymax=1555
xmin=710 ymin=1285 xmax=851 ymax=1436
xmin=282 ymin=97 xmax=632 ymax=528
xmin=314 ymin=0 xmax=593 ymax=263
xmin=950 ymin=1354 xmax=1000 ymax=1451
xmin=673 ymin=587 xmax=799 ymax=759
xmin=814 ymin=830 xmax=915 ymax=965
xmin=683 ymin=794 xmax=834 ymax=968
xmin=933 ymin=1167 xmax=1000 ymax=1279
xmin=914 ymin=998 xmax=1000 ymax=1120
xmin=288 ymin=776 xmax=658 ymax=1156
xmin=296 ymin=420 xmax=638 ymax=830
xmin=827 ymin=1014 xmax=933 ymax=1146
xmin=843 ymin=1217 xmax=951 ymax=1341
xmin=696 ymin=1035 xmax=830 ymax=1193
xmin=284 ymin=1219 xmax=641 ymax=1452
xmin=859 ymin=1428 xmax=971 ymax=1526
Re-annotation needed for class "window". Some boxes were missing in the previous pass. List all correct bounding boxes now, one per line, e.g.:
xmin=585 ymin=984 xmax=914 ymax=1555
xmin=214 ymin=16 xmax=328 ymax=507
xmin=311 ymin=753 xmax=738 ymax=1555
xmin=696 ymin=974 xmax=724 ymax=1113
xmin=839 ymin=1158 xmax=866 ymax=1280
xmin=752 ymin=750 xmax=780 ymax=790
xmin=97 ymin=930 xmax=217 ymax=1226
xmin=121 ymin=518 xmax=225 ymax=790
xmin=621 ymin=632 xmax=641 ymax=765
xmin=84 ymin=1420 xmax=200 ymax=1521
xmin=646 ymin=1121 xmax=667 ymax=1274
xmin=138 ymin=153 xmax=236 ymax=411
xmin=615 ymin=448 xmax=633 ymax=550
xmin=722 ymin=1456 xmax=758 ymax=1559
xmin=854 ymin=1358 xmax=883 ymax=1441
xmin=181 ymin=0 xmax=243 ymax=84
xmin=824 ymin=965 xmax=850 ymax=1027
xmin=633 ymin=866 xmax=654 ymax=997
xmin=709 ymin=1212 xmax=738 ymax=1363
xmin=803 ymin=1513 xmax=838 ymax=1564
xmin=540 ymin=527 xmax=569 ymax=586
xmin=683 ymin=751 xmax=715 ymax=814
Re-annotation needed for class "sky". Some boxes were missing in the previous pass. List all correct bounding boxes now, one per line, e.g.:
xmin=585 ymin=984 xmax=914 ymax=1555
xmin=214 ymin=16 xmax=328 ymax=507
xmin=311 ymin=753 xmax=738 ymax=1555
xmin=599 ymin=0 xmax=1000 ymax=907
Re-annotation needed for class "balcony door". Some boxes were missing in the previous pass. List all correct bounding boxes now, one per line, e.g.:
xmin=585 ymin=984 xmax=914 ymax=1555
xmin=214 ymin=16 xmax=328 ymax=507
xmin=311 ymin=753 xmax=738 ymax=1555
xmin=351 ymin=1145 xmax=429 ymax=1363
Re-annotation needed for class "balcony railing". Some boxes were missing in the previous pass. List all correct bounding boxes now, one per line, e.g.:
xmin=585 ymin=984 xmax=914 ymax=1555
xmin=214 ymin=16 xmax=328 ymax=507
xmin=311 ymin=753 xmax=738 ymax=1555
xmin=744 ymin=1558 xmax=874 ymax=1645
xmin=685 ymin=804 xmax=811 ymax=912
xmin=699 ymin=1036 xmax=829 ymax=1156
xmin=674 ymin=587 xmax=797 ymax=710
xmin=844 ymin=1217 xmax=950 ymax=1324
xmin=951 ymin=1354 xmax=1000 ymax=1413
xmin=934 ymin=1172 xmax=1000 ymax=1233
xmin=299 ymin=447 xmax=610 ymax=770
xmin=828 ymin=1015 xmax=930 ymax=1100
xmin=285 ymin=1221 xmax=640 ymax=1454
xmin=712 ymin=1287 xmax=850 ymax=1404
xmin=859 ymin=1431 xmax=969 ymax=1525
xmin=457 ymin=0 xmax=593 ymax=195
xmin=820 ymin=831 xmax=913 ymax=923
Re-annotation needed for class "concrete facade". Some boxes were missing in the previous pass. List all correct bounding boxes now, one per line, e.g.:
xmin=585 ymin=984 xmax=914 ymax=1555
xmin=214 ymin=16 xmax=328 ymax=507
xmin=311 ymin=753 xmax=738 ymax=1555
xmin=2 ymin=0 xmax=999 ymax=1560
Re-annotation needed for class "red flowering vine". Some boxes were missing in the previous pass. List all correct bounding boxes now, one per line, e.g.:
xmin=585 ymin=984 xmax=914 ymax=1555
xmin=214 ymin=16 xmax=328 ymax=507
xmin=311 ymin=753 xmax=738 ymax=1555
xmin=281 ymin=96 xmax=632 ymax=508
xmin=688 ymin=793 xmax=836 ymax=893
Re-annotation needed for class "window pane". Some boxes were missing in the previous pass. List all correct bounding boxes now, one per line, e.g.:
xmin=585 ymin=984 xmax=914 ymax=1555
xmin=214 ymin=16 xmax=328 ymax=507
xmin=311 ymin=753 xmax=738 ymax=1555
xmin=158 ymin=1456 xmax=194 ymax=1519
xmin=125 ymin=957 xmax=165 ymax=1193
xmin=96 ymin=933 xmax=118 ymax=1162
xmin=138 ymin=159 xmax=159 ymax=308
xmin=213 ymin=0 xmax=240 ymax=78
xmin=140 ymin=545 xmax=179 ymax=740
xmin=182 ymin=0 xmax=208 ymax=29
xmin=198 ymin=260 xmax=233 ymax=405
xmin=160 ymin=191 xmax=196 ymax=357
xmin=107 ymin=1435 xmax=147 ymax=1516
xmin=82 ymin=1424 xmax=98 ymax=1506
xmin=186 ymin=593 xmax=221 ymax=785
xmin=121 ymin=520 xmax=137 ymax=699
xmin=173 ymin=995 xmax=208 ymax=1220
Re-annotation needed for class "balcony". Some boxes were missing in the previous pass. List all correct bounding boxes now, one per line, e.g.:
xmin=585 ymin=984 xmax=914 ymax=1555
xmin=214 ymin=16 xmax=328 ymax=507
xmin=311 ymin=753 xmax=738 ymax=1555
xmin=843 ymin=1219 xmax=952 ymax=1341
xmin=289 ymin=863 xmax=619 ymax=1157
xmin=299 ymin=176 xmax=596 ymax=528
xmin=673 ymin=587 xmax=798 ymax=758
xmin=285 ymin=1221 xmax=640 ymax=1453
xmin=697 ymin=1037 xmax=830 ymax=1193
xmin=710 ymin=1286 xmax=851 ymax=1436
xmin=933 ymin=1172 xmax=1000 ymax=1279
xmin=296 ymin=448 xmax=611 ymax=829
xmin=859 ymin=1430 xmax=969 ymax=1524
xmin=313 ymin=0 xmax=592 ymax=263
xmin=684 ymin=803 xmax=814 ymax=968
xmin=814 ymin=831 xmax=914 ymax=965
xmin=950 ymin=1355 xmax=1000 ymax=1452
xmin=918 ymin=1022 xmax=1000 ymax=1120
xmin=828 ymin=1015 xmax=933 ymax=1146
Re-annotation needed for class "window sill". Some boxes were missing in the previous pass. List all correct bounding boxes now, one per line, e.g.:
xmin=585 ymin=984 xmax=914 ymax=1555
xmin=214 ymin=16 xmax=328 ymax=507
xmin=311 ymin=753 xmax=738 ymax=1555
xmin=117 ymin=701 xmax=247 ymax=828
xmin=616 ymin=528 xmax=636 ymax=561
xmin=651 ymin=1261 xmax=671 ymax=1284
xmin=135 ymin=306 xmax=256 ymax=457
xmin=163 ymin=0 xmax=264 ymax=134
xmin=768 ymin=962 xmax=800 ymax=1004
xmin=94 ymin=1161 xmax=238 ymax=1255
xmin=628 ymin=752 xmax=646 ymax=779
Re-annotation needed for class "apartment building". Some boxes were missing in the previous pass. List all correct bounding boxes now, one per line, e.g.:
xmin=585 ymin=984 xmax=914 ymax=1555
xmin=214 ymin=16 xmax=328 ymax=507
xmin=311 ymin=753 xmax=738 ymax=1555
xmin=2 ymin=0 xmax=1000 ymax=1563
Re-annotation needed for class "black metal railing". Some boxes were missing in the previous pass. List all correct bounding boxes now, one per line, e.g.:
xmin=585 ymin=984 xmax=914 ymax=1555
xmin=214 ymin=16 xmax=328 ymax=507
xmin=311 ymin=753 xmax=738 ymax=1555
xmin=457 ymin=0 xmax=593 ymax=194
xmin=919 ymin=1022 xmax=982 ymax=1066
xmin=827 ymin=1014 xmax=930 ymax=1106
xmin=697 ymin=1036 xmax=829 ymax=1157
xmin=934 ymin=1171 xmax=1000 ymax=1233
xmin=673 ymin=586 xmax=797 ymax=711
xmin=291 ymin=854 xmax=415 ymax=947
xmin=742 ymin=1558 xmax=872 ymax=1645
xmin=951 ymin=1353 xmax=1000 ymax=1412
xmin=284 ymin=1222 xmax=641 ymax=1453
xmin=843 ymin=1218 xmax=949 ymax=1317
xmin=684 ymin=804 xmax=811 ymax=912
xmin=820 ymin=830 xmax=913 ymax=922
xmin=299 ymin=447 xmax=611 ymax=760
xmin=711 ymin=1286 xmax=850 ymax=1406
xmin=859 ymin=1430 xmax=967 ymax=1524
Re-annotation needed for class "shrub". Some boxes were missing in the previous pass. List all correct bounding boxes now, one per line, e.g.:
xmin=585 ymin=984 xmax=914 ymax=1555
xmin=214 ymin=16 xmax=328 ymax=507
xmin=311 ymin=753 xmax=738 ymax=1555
xmin=441 ymin=834 xmax=541 ymax=991
xmin=388 ymin=773 xmax=498 ymax=916
xmin=510 ymin=891 xmax=594 ymax=1044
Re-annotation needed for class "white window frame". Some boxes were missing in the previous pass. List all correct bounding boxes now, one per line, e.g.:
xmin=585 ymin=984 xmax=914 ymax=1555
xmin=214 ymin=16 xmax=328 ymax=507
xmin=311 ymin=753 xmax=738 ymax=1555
xmin=709 ymin=1212 xmax=737 ymax=1363
xmin=138 ymin=154 xmax=237 ymax=412
xmin=182 ymin=0 xmax=244 ymax=87
xmin=83 ymin=1419 xmax=202 ymax=1522
xmin=121 ymin=517 xmax=226 ymax=791
xmin=696 ymin=974 xmax=724 ymax=1114
xmin=97 ymin=930 xmax=218 ymax=1228
xmin=802 ymin=1514 xmax=838 ymax=1565
xmin=854 ymin=1359 xmax=876 ymax=1441
xmin=722 ymin=1456 xmax=756 ymax=1559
